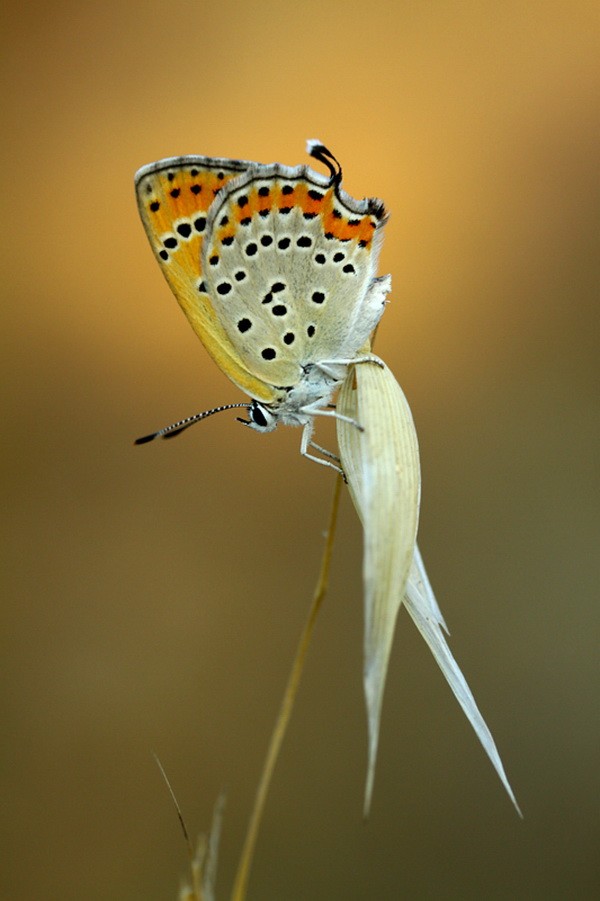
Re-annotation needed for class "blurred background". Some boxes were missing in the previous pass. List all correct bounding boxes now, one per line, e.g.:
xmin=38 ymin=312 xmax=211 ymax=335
xmin=1 ymin=1 xmax=598 ymax=898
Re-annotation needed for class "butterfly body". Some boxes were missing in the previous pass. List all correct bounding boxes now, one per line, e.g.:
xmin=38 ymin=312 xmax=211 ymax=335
xmin=135 ymin=141 xmax=391 ymax=469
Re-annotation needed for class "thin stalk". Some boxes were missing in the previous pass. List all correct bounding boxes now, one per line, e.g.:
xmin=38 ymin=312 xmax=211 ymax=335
xmin=230 ymin=474 xmax=343 ymax=901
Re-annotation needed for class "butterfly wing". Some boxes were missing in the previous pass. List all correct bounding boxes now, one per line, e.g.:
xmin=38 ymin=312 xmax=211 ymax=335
xmin=135 ymin=156 xmax=279 ymax=403
xmin=201 ymin=161 xmax=389 ymax=387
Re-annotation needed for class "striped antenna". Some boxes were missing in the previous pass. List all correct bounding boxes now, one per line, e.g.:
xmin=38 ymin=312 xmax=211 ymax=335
xmin=134 ymin=403 xmax=250 ymax=445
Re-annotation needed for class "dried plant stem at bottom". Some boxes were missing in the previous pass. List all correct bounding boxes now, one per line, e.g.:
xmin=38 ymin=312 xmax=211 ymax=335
xmin=230 ymin=474 xmax=343 ymax=901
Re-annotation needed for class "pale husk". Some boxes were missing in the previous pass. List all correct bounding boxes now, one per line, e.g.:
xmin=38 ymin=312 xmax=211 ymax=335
xmin=337 ymin=357 xmax=420 ymax=814
xmin=405 ymin=546 xmax=522 ymax=816
xmin=337 ymin=358 xmax=520 ymax=816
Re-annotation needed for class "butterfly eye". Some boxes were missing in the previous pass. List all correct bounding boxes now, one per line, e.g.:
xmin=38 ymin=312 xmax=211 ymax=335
xmin=249 ymin=402 xmax=275 ymax=430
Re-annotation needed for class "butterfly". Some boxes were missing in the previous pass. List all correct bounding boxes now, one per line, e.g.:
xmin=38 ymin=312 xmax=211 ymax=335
xmin=134 ymin=140 xmax=391 ymax=472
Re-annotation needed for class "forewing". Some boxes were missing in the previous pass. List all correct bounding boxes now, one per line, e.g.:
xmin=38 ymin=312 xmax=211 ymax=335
xmin=135 ymin=156 xmax=278 ymax=403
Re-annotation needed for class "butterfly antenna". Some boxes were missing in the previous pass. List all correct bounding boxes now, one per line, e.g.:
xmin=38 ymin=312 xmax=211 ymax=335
xmin=134 ymin=402 xmax=250 ymax=445
xmin=306 ymin=139 xmax=342 ymax=188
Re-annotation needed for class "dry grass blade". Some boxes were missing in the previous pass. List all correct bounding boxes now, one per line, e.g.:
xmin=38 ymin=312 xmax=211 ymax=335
xmin=153 ymin=749 xmax=225 ymax=901
xmin=405 ymin=549 xmax=522 ymax=816
xmin=337 ymin=357 xmax=421 ymax=815
xmin=338 ymin=357 xmax=520 ymax=817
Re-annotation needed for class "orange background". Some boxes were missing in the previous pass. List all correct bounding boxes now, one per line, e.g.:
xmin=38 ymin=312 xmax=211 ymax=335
xmin=2 ymin=1 xmax=598 ymax=898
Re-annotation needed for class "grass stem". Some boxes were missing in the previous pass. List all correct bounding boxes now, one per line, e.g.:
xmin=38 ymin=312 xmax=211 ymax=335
xmin=230 ymin=474 xmax=343 ymax=901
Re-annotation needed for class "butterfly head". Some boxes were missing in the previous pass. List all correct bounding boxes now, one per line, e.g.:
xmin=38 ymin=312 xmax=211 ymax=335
xmin=237 ymin=400 xmax=279 ymax=433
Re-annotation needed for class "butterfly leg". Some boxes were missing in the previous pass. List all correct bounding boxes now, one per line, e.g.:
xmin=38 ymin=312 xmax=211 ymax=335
xmin=300 ymin=422 xmax=345 ymax=477
xmin=302 ymin=404 xmax=364 ymax=432
xmin=315 ymin=355 xmax=384 ymax=379
xmin=308 ymin=440 xmax=341 ymax=463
